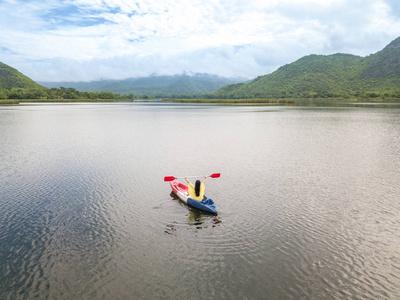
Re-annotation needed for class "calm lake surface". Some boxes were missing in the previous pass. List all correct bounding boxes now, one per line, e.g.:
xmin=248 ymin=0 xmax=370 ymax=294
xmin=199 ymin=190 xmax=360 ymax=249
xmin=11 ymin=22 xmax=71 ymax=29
xmin=1 ymin=102 xmax=400 ymax=299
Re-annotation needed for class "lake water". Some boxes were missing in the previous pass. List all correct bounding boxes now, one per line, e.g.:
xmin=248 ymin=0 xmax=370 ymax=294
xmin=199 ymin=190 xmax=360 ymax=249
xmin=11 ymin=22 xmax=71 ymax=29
xmin=1 ymin=102 xmax=400 ymax=299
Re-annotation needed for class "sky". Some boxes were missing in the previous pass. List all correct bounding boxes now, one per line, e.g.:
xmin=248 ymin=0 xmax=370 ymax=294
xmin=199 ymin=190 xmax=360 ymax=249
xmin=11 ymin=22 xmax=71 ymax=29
xmin=1 ymin=0 xmax=400 ymax=82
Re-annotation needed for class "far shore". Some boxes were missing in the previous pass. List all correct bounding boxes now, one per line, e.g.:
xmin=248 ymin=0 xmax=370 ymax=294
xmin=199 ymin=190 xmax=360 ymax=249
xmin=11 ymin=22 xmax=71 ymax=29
xmin=0 ymin=98 xmax=134 ymax=105
xmin=166 ymin=97 xmax=400 ymax=104
xmin=1 ymin=97 xmax=400 ymax=106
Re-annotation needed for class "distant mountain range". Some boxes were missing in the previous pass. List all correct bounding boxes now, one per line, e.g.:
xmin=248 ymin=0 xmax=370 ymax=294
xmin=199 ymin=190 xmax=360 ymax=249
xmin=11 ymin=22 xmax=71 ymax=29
xmin=38 ymin=74 xmax=247 ymax=97
xmin=214 ymin=37 xmax=400 ymax=99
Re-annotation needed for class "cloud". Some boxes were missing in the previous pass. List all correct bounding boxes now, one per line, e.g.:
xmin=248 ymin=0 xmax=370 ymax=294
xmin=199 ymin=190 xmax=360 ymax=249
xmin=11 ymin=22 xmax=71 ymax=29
xmin=1 ymin=0 xmax=400 ymax=81
xmin=384 ymin=0 xmax=400 ymax=17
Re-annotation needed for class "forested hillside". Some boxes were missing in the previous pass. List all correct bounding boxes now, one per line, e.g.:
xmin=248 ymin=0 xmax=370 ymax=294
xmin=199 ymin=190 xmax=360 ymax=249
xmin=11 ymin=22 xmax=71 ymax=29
xmin=0 ymin=62 xmax=44 ymax=90
xmin=0 ymin=62 xmax=130 ymax=101
xmin=214 ymin=37 xmax=400 ymax=99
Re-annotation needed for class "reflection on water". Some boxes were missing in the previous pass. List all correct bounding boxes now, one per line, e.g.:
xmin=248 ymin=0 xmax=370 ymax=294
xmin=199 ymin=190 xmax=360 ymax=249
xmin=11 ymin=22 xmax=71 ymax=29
xmin=187 ymin=211 xmax=222 ymax=228
xmin=164 ymin=192 xmax=222 ymax=234
xmin=1 ymin=103 xmax=400 ymax=299
xmin=295 ymin=98 xmax=400 ymax=108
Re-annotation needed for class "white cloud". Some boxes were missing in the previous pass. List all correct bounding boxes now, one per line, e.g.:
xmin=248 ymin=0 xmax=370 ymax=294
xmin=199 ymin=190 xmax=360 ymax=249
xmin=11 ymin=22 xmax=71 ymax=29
xmin=1 ymin=0 xmax=400 ymax=81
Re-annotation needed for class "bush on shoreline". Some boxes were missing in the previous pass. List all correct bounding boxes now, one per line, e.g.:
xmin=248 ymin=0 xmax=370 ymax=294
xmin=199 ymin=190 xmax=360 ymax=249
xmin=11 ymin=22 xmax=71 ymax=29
xmin=0 ymin=87 xmax=134 ymax=101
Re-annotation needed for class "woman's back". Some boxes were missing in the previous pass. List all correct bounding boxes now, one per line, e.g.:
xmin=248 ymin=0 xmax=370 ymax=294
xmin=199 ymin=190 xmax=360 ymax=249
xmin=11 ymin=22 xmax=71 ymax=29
xmin=188 ymin=181 xmax=205 ymax=201
xmin=185 ymin=176 xmax=207 ymax=201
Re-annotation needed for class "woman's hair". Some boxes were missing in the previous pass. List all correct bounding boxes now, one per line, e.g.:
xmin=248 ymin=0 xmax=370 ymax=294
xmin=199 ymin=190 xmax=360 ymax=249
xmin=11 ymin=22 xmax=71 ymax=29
xmin=195 ymin=180 xmax=201 ymax=197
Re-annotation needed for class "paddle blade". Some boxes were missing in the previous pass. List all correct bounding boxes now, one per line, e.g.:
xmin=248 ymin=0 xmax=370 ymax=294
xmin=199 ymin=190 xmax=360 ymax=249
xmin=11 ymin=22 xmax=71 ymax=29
xmin=210 ymin=173 xmax=220 ymax=178
xmin=164 ymin=176 xmax=176 ymax=182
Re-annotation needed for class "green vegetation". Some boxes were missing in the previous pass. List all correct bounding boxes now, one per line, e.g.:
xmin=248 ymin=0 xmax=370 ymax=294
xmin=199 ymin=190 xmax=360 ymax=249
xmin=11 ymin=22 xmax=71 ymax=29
xmin=0 ymin=87 xmax=133 ymax=102
xmin=213 ymin=37 xmax=400 ymax=100
xmin=0 ymin=62 xmax=44 ymax=90
xmin=0 ymin=62 xmax=133 ymax=103
xmin=166 ymin=97 xmax=400 ymax=106
xmin=167 ymin=98 xmax=295 ymax=104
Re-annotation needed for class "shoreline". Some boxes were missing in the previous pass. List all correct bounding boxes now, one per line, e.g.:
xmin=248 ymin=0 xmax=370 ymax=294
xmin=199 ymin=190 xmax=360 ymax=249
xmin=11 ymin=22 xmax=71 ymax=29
xmin=0 ymin=98 xmax=134 ymax=105
xmin=2 ymin=97 xmax=400 ymax=106
xmin=166 ymin=97 xmax=400 ymax=103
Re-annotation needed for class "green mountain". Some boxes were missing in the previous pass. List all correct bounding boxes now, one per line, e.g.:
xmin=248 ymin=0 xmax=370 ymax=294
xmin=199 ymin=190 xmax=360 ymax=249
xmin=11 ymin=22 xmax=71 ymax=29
xmin=39 ymin=74 xmax=246 ymax=97
xmin=214 ymin=37 xmax=400 ymax=99
xmin=0 ymin=62 xmax=44 ymax=90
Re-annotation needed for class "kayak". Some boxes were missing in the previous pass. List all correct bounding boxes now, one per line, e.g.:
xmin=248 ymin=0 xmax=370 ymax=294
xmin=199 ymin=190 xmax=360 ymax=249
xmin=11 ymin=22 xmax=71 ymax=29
xmin=170 ymin=180 xmax=217 ymax=214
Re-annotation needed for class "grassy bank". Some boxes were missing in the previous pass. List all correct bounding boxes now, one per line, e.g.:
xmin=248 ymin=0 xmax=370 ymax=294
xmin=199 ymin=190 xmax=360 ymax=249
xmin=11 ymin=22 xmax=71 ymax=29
xmin=2 ymin=97 xmax=400 ymax=106
xmin=0 ymin=99 xmax=20 ymax=105
xmin=0 ymin=98 xmax=134 ymax=105
xmin=166 ymin=98 xmax=296 ymax=104
xmin=166 ymin=97 xmax=400 ymax=104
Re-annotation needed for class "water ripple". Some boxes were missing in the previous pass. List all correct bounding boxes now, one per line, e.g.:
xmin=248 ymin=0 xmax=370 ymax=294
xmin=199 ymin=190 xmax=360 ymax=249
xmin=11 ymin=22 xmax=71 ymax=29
xmin=1 ymin=104 xmax=400 ymax=299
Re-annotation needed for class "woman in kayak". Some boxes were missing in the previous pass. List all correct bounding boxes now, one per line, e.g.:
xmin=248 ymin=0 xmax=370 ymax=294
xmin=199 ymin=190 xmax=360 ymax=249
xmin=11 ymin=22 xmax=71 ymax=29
xmin=185 ymin=176 xmax=207 ymax=201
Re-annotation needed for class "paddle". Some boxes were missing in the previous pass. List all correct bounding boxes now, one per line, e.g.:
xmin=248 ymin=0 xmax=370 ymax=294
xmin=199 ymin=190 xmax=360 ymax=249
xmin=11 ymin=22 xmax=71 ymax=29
xmin=164 ymin=173 xmax=220 ymax=182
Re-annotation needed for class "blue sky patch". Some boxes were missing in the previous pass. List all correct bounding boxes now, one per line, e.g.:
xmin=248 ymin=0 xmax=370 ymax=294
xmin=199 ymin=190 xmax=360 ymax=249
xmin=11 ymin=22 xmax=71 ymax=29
xmin=0 ymin=47 xmax=17 ymax=55
xmin=42 ymin=4 xmax=116 ymax=28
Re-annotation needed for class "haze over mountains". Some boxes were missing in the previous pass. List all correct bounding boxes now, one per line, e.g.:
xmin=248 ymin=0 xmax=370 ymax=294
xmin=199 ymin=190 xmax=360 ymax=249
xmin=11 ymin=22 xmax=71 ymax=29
xmin=38 ymin=74 xmax=247 ymax=97
xmin=1 ymin=36 xmax=400 ymax=99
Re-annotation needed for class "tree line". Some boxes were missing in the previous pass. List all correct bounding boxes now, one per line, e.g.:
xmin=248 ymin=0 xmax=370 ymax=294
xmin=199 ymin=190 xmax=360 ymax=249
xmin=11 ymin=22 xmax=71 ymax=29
xmin=2 ymin=86 xmax=400 ymax=102
xmin=0 ymin=87 xmax=136 ymax=100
